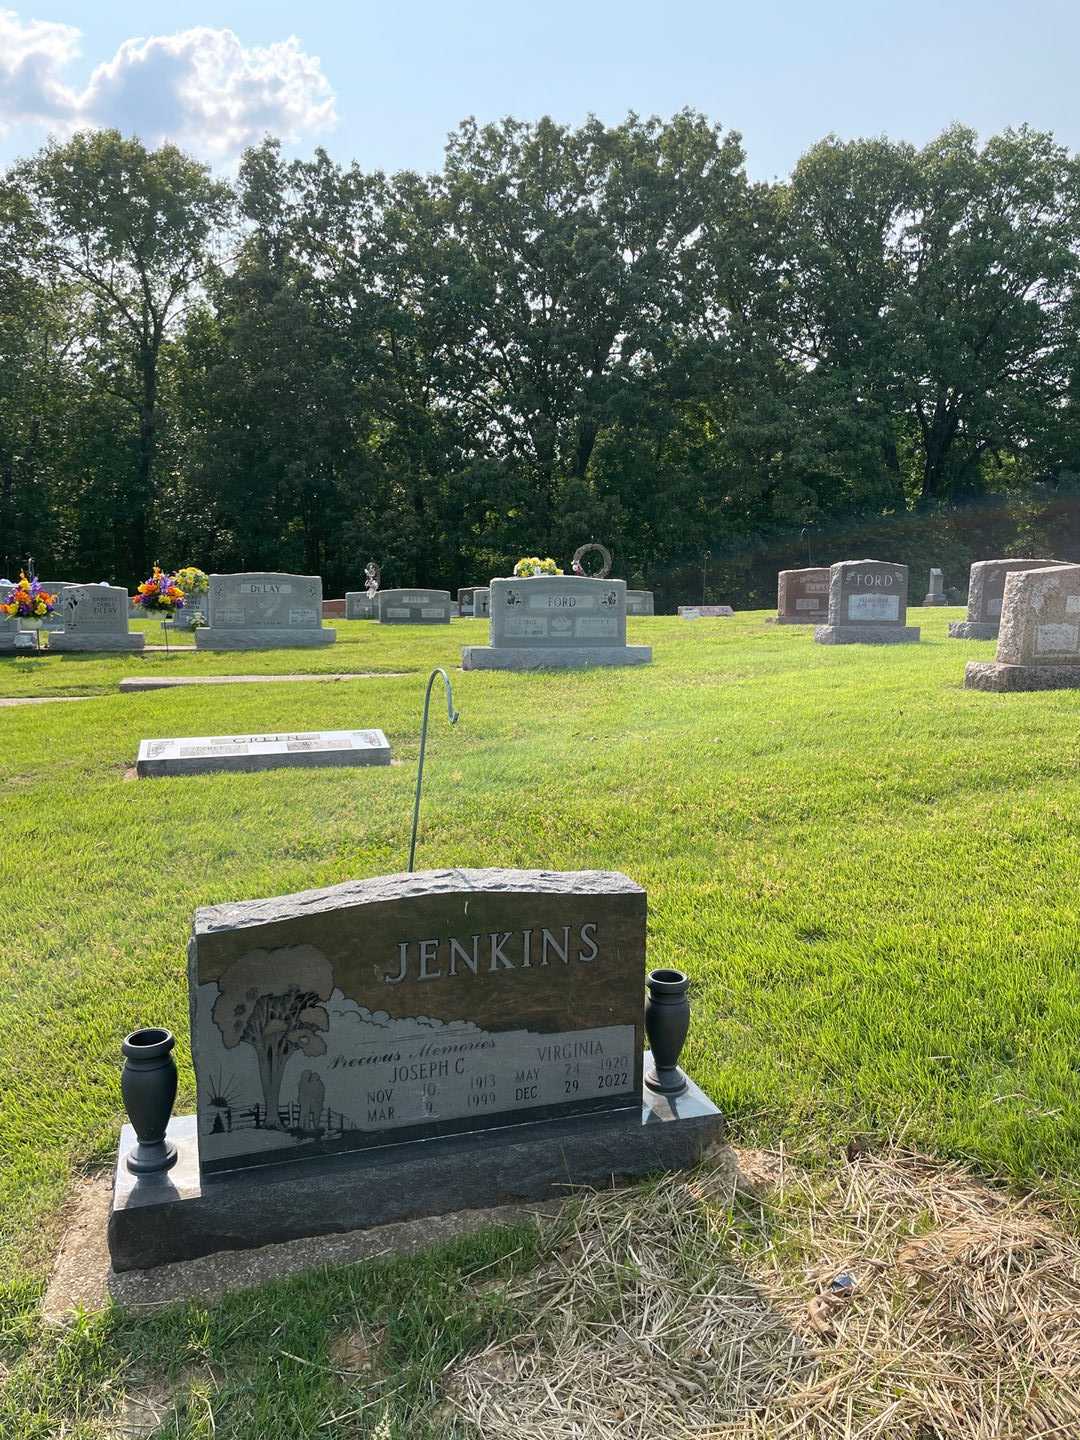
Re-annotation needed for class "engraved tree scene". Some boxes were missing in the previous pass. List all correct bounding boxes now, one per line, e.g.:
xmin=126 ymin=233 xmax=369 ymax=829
xmin=209 ymin=945 xmax=351 ymax=1138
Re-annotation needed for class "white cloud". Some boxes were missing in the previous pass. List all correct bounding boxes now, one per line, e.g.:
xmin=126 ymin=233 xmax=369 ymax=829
xmin=0 ymin=11 xmax=336 ymax=158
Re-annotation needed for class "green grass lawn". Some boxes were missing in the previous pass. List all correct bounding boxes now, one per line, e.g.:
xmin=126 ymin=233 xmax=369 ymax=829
xmin=2 ymin=608 xmax=1078 ymax=1436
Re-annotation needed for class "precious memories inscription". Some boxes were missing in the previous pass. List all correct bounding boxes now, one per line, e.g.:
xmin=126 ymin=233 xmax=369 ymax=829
xmin=190 ymin=869 xmax=645 ymax=1174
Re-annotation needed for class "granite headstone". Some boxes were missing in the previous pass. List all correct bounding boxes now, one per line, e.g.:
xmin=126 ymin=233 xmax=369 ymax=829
xmin=377 ymin=589 xmax=453 ymax=625
xmin=345 ymin=592 xmax=377 ymax=620
xmin=773 ymin=568 xmax=830 ymax=625
xmin=195 ymin=573 xmax=336 ymax=650
xmin=923 ymin=568 xmax=947 ymax=606
xmin=677 ymin=605 xmax=734 ymax=618
xmin=49 ymin=585 xmax=145 ymax=652
xmin=462 ymin=576 xmax=651 ymax=669
xmin=137 ymin=729 xmax=391 ymax=777
xmin=107 ymin=869 xmax=723 ymax=1270
xmin=965 ymin=564 xmax=1080 ymax=690
xmin=949 ymin=558 xmax=1067 ymax=641
xmin=814 ymin=560 xmax=919 ymax=644
xmin=625 ymin=590 xmax=655 ymax=616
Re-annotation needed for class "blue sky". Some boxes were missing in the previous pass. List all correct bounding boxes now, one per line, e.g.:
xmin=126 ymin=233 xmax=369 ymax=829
xmin=2 ymin=1 xmax=1079 ymax=177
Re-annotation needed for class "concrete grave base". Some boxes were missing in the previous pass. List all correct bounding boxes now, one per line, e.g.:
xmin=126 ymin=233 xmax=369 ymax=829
xmin=814 ymin=625 xmax=920 ymax=645
xmin=964 ymin=661 xmax=1080 ymax=692
xmin=108 ymin=1064 xmax=723 ymax=1271
xmin=461 ymin=644 xmax=652 ymax=670
xmin=48 ymin=632 xmax=146 ymax=652
xmin=136 ymin=728 xmax=391 ymax=777
xmin=195 ymin=627 xmax=336 ymax=650
xmin=949 ymin=620 xmax=999 ymax=641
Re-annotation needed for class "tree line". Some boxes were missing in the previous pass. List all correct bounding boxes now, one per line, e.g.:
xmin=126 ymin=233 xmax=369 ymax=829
xmin=2 ymin=113 xmax=1080 ymax=603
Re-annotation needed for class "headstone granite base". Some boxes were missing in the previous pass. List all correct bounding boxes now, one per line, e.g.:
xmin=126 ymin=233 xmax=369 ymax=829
xmin=948 ymin=620 xmax=999 ymax=641
xmin=136 ymin=729 xmax=391 ymax=777
xmin=461 ymin=644 xmax=652 ymax=670
xmin=195 ymin=628 xmax=336 ymax=650
xmin=814 ymin=624 xmax=920 ymax=645
xmin=108 ymin=1064 xmax=722 ymax=1271
xmin=964 ymin=662 xmax=1080 ymax=692
xmin=50 ymin=632 xmax=146 ymax=653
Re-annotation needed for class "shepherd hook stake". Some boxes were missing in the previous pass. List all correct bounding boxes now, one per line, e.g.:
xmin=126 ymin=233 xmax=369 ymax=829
xmin=408 ymin=667 xmax=460 ymax=872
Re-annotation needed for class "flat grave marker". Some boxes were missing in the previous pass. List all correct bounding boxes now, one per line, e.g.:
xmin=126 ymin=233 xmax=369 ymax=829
xmin=136 ymin=728 xmax=391 ymax=777
xmin=677 ymin=604 xmax=733 ymax=618
xmin=815 ymin=560 xmax=919 ymax=645
xmin=462 ymin=576 xmax=651 ymax=669
xmin=196 ymin=573 xmax=336 ymax=650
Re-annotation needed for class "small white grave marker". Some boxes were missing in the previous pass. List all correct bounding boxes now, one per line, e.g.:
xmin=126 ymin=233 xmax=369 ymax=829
xmin=136 ymin=729 xmax=391 ymax=777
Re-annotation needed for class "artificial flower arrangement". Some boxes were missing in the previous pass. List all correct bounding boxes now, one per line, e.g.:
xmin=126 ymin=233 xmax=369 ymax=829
xmin=513 ymin=556 xmax=564 ymax=578
xmin=0 ymin=571 xmax=57 ymax=620
xmin=134 ymin=564 xmax=185 ymax=612
xmin=175 ymin=565 xmax=208 ymax=599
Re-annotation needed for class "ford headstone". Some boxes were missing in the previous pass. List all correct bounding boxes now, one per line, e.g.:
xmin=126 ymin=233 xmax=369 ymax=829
xmin=814 ymin=560 xmax=919 ymax=645
xmin=462 ymin=576 xmax=651 ymax=669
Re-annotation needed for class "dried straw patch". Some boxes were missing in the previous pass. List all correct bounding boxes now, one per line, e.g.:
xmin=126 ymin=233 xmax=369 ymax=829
xmin=443 ymin=1147 xmax=1080 ymax=1439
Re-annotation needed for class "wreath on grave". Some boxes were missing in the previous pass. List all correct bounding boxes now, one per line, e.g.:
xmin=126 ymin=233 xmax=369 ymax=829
xmin=1 ymin=570 xmax=57 ymax=620
xmin=571 ymin=543 xmax=612 ymax=579
xmin=134 ymin=564 xmax=185 ymax=612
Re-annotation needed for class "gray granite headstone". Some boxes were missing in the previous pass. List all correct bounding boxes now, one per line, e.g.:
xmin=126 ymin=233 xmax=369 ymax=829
xmin=815 ymin=560 xmax=919 ymax=645
xmin=195 ymin=573 xmax=336 ymax=650
xmin=0 ymin=613 xmax=21 ymax=651
xmin=37 ymin=580 xmax=79 ymax=631
xmin=473 ymin=587 xmax=491 ymax=618
xmin=949 ymin=558 xmax=1067 ymax=640
xmin=773 ymin=568 xmax=830 ymax=624
xmin=49 ymin=585 xmax=145 ymax=652
xmin=966 ymin=564 xmax=1080 ymax=691
xmin=136 ymin=728 xmax=391 ymax=777
xmin=923 ymin=568 xmax=947 ymax=606
xmin=462 ymin=576 xmax=651 ymax=669
xmin=345 ymin=592 xmax=377 ymax=620
xmin=377 ymin=589 xmax=452 ymax=624
xmin=625 ymin=590 xmax=655 ymax=616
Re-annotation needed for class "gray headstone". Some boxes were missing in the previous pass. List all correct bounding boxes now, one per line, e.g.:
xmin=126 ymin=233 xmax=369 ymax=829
xmin=187 ymin=868 xmax=646 ymax=1175
xmin=345 ymin=592 xmax=376 ymax=620
xmin=49 ymin=585 xmax=145 ymax=652
xmin=195 ymin=573 xmax=336 ymax=650
xmin=966 ymin=565 xmax=1080 ymax=691
xmin=923 ymin=568 xmax=947 ymax=606
xmin=473 ymin=587 xmax=490 ymax=618
xmin=774 ymin=568 xmax=830 ymax=624
xmin=462 ymin=576 xmax=651 ymax=669
xmin=814 ymin=560 xmax=920 ymax=645
xmin=677 ymin=605 xmax=733 ymax=618
xmin=949 ymin=558 xmax=1068 ymax=640
xmin=376 ymin=589 xmax=452 ymax=624
xmin=136 ymin=728 xmax=391 ymax=777
xmin=37 ymin=580 xmax=79 ymax=631
xmin=625 ymin=590 xmax=655 ymax=616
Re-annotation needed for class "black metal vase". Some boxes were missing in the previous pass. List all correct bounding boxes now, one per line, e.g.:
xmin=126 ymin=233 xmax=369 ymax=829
xmin=121 ymin=1028 xmax=178 ymax=1174
xmin=644 ymin=969 xmax=690 ymax=1096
